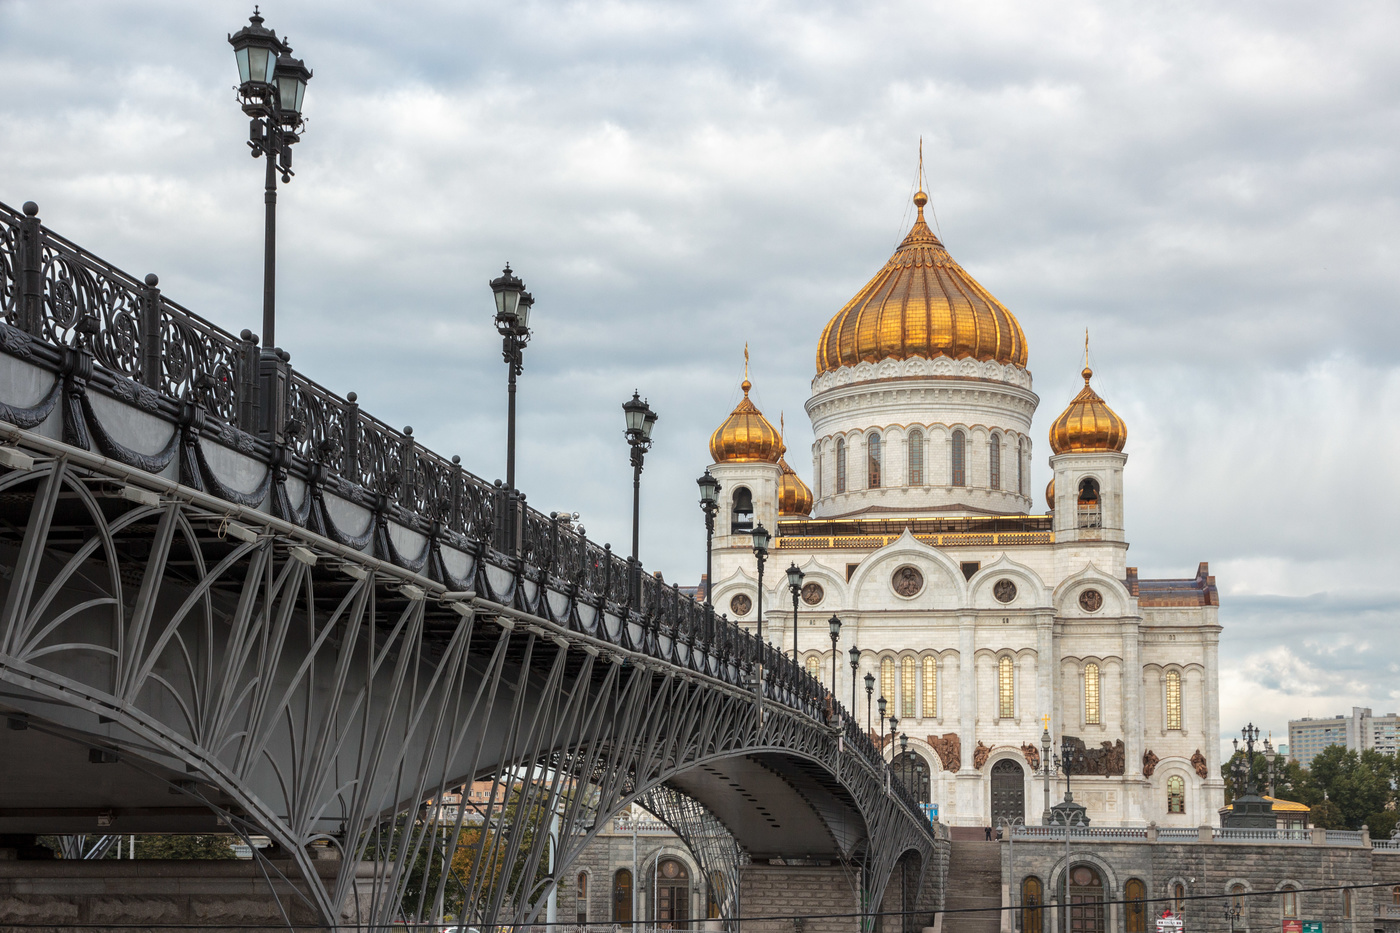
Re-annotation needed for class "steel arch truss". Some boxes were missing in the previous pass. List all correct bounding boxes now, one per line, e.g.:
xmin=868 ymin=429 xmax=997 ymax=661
xmin=0 ymin=457 xmax=935 ymax=929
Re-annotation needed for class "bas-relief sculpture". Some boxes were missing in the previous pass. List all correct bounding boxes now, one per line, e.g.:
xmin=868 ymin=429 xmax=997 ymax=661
xmin=927 ymin=733 xmax=961 ymax=772
xmin=1063 ymin=735 xmax=1126 ymax=776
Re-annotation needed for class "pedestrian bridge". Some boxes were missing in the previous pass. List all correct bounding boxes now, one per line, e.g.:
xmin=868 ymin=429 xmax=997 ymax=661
xmin=0 ymin=199 xmax=941 ymax=930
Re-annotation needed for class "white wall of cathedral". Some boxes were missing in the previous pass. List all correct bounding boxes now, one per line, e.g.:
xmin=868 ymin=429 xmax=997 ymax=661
xmin=708 ymin=534 xmax=1223 ymax=827
xmin=804 ymin=367 xmax=1038 ymax=517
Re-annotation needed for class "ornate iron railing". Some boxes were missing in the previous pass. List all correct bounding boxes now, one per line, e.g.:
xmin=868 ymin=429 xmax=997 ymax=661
xmin=0 ymin=198 xmax=927 ymax=831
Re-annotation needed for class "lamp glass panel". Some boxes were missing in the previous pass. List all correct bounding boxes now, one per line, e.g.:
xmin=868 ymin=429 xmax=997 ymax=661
xmin=624 ymin=404 xmax=644 ymax=432
xmin=517 ymin=297 xmax=532 ymax=329
xmin=236 ymin=47 xmax=252 ymax=84
xmin=249 ymin=47 xmax=274 ymax=84
xmin=642 ymin=411 xmax=657 ymax=439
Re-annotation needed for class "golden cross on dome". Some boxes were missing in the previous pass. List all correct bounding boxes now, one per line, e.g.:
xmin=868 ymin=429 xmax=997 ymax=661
xmin=744 ymin=342 xmax=749 ymax=380
xmin=1042 ymin=713 xmax=1051 ymax=731
xmin=918 ymin=135 xmax=926 ymax=192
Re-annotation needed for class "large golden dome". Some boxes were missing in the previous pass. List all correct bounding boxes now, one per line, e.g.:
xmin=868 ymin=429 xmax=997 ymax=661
xmin=1049 ymin=367 xmax=1127 ymax=454
xmin=709 ymin=380 xmax=783 ymax=463
xmin=777 ymin=453 xmax=813 ymax=516
xmin=816 ymin=190 xmax=1028 ymax=375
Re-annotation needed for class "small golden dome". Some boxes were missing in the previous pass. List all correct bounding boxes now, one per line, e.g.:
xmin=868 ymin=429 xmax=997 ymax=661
xmin=778 ymin=454 xmax=813 ymax=516
xmin=1049 ymin=367 xmax=1127 ymax=454
xmin=816 ymin=190 xmax=1028 ymax=375
xmin=709 ymin=379 xmax=783 ymax=463
xmin=1045 ymin=477 xmax=1055 ymax=511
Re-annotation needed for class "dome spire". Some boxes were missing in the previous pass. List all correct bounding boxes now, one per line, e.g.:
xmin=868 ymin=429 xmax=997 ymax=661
xmin=1049 ymin=351 xmax=1127 ymax=455
xmin=710 ymin=351 xmax=782 ymax=463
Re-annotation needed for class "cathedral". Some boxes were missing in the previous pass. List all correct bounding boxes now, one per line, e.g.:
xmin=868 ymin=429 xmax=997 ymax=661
xmin=703 ymin=187 xmax=1225 ymax=828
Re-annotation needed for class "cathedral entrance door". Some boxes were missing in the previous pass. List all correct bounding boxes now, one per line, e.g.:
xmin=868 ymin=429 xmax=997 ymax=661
xmin=1067 ymin=865 xmax=1105 ymax=933
xmin=990 ymin=759 xmax=1024 ymax=825
xmin=655 ymin=858 xmax=690 ymax=929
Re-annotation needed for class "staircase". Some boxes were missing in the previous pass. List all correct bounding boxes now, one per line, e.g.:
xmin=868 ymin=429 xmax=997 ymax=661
xmin=942 ymin=840 xmax=1003 ymax=933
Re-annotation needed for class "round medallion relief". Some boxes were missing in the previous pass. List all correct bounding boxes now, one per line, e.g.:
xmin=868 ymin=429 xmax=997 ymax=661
xmin=729 ymin=593 xmax=752 ymax=617
xmin=1078 ymin=589 xmax=1103 ymax=612
xmin=993 ymin=579 xmax=1017 ymax=603
xmin=892 ymin=566 xmax=924 ymax=597
xmin=801 ymin=581 xmax=825 ymax=605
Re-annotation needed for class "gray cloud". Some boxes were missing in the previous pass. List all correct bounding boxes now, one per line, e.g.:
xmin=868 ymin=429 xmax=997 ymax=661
xmin=3 ymin=0 xmax=1398 ymax=754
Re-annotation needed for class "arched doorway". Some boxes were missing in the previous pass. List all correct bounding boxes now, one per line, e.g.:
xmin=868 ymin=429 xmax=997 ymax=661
xmin=1066 ymin=864 xmax=1104 ymax=933
xmin=990 ymin=759 xmax=1024 ymax=825
xmin=892 ymin=751 xmax=931 ymax=803
xmin=654 ymin=858 xmax=690 ymax=928
xmin=613 ymin=868 xmax=633 ymax=923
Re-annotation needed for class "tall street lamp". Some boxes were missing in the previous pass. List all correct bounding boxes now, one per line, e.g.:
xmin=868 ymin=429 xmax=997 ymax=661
xmin=750 ymin=523 xmax=769 ymax=644
xmin=878 ymin=695 xmax=887 ymax=748
xmin=228 ymin=9 xmax=311 ymax=356
xmin=491 ymin=265 xmax=533 ymax=494
xmin=865 ymin=673 xmax=875 ymax=738
xmin=786 ymin=563 xmax=804 ymax=661
xmin=849 ymin=644 xmax=860 ymax=720
xmin=697 ymin=470 xmax=720 ymax=610
xmin=827 ymin=614 xmax=842 ymax=721
xmin=623 ymin=391 xmax=657 ymax=601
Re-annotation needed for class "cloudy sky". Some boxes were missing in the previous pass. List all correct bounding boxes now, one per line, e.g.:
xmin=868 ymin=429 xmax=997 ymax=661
xmin=3 ymin=0 xmax=1398 ymax=752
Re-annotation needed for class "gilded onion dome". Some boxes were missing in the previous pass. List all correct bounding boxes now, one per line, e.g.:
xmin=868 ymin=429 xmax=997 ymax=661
xmin=1045 ymin=477 xmax=1055 ymax=511
xmin=777 ymin=452 xmax=813 ymax=516
xmin=816 ymin=190 xmax=1028 ymax=374
xmin=1049 ymin=367 xmax=1127 ymax=454
xmin=709 ymin=379 xmax=783 ymax=463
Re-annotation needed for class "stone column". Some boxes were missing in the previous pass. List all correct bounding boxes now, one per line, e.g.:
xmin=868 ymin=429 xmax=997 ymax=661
xmin=1202 ymin=627 xmax=1224 ymax=813
xmin=1036 ymin=613 xmax=1054 ymax=734
xmin=957 ymin=614 xmax=981 ymax=824
xmin=1122 ymin=618 xmax=1146 ymax=825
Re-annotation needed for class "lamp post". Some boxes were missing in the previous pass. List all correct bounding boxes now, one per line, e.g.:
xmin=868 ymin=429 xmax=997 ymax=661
xmin=623 ymin=391 xmax=657 ymax=601
xmin=1263 ymin=736 xmax=1278 ymax=798
xmin=697 ymin=470 xmax=720 ymax=610
xmin=849 ymin=644 xmax=860 ymax=721
xmin=1060 ymin=736 xmax=1085 ymax=805
xmin=827 ymin=614 xmax=842 ymax=721
xmin=750 ymin=523 xmax=769 ymax=644
xmin=1040 ymin=722 xmax=1054 ymax=824
xmin=786 ymin=563 xmax=805 ymax=661
xmin=491 ymin=266 xmax=533 ymax=495
xmin=228 ymin=9 xmax=311 ymax=356
xmin=888 ymin=715 xmax=899 ymax=756
xmin=865 ymin=673 xmax=875 ymax=738
xmin=878 ymin=695 xmax=887 ymax=749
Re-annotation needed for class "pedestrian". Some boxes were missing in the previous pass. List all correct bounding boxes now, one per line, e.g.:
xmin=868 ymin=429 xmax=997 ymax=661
xmin=984 ymin=825 xmax=991 ymax=841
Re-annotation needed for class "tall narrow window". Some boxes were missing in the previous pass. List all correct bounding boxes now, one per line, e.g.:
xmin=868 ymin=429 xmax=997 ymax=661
xmin=836 ymin=438 xmax=847 ymax=494
xmin=907 ymin=429 xmax=924 ymax=486
xmin=1231 ymin=885 xmax=1245 ymax=913
xmin=880 ymin=657 xmax=895 ymax=710
xmin=731 ymin=487 xmax=754 ymax=535
xmin=1281 ymin=885 xmax=1297 ymax=918
xmin=1018 ymin=438 xmax=1026 ymax=495
xmin=901 ymin=655 xmax=916 ymax=717
xmin=1125 ymin=880 xmax=1146 ymax=933
xmin=868 ymin=433 xmax=882 ymax=489
xmin=989 ymin=434 xmax=1001 ymax=490
xmin=1342 ymin=887 xmax=1352 ymax=919
xmin=1084 ymin=663 xmax=1100 ymax=725
xmin=1166 ymin=670 xmax=1182 ymax=730
xmin=1174 ymin=883 xmax=1185 ymax=915
xmin=1022 ymin=876 xmax=1043 ymax=933
xmin=1167 ymin=775 xmax=1185 ymax=814
xmin=815 ymin=450 xmax=823 ymax=497
xmin=806 ymin=655 xmax=821 ymax=683
xmin=708 ymin=873 xmax=724 ymax=919
xmin=922 ymin=656 xmax=937 ymax=719
xmin=951 ymin=431 xmax=966 ymax=486
xmin=577 ymin=872 xmax=588 ymax=923
xmin=998 ymin=655 xmax=1014 ymax=718
xmin=614 ymin=869 xmax=633 ymax=923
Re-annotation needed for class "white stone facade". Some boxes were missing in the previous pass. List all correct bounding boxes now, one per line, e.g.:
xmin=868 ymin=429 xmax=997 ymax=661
xmin=704 ymin=360 xmax=1224 ymax=829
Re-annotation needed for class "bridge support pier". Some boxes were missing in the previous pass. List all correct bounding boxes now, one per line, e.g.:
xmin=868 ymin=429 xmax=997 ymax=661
xmin=0 ymin=857 xmax=376 ymax=932
xmin=741 ymin=863 xmax=863 ymax=933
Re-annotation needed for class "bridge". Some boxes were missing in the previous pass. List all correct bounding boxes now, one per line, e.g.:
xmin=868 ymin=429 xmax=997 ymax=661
xmin=0 ymin=199 xmax=943 ymax=930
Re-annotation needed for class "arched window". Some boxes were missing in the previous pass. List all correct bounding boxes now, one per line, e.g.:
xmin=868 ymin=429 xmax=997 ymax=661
xmin=614 ymin=868 xmax=633 ymax=923
xmin=1280 ymin=884 xmax=1297 ymax=918
xmin=836 ymin=438 xmax=847 ymax=494
xmin=901 ymin=655 xmax=916 ymax=717
xmin=1084 ymin=663 xmax=1100 ymax=725
xmin=577 ymin=872 xmax=588 ymax=923
xmin=951 ymin=431 xmax=966 ymax=486
xmin=907 ymin=429 xmax=924 ymax=485
xmin=1342 ymin=886 xmax=1352 ymax=919
xmin=1018 ymin=438 xmax=1026 ymax=495
xmin=707 ymin=872 xmax=724 ymax=919
xmin=1231 ymin=884 xmax=1245 ymax=912
xmin=731 ymin=487 xmax=754 ymax=534
xmin=998 ymin=656 xmax=1014 ymax=719
xmin=1125 ymin=879 xmax=1146 ymax=933
xmin=880 ymin=657 xmax=895 ymax=711
xmin=1022 ymin=876 xmax=1043 ymax=933
xmin=815 ymin=450 xmax=823 ymax=497
xmin=1167 ymin=775 xmax=1185 ymax=814
xmin=922 ymin=656 xmax=937 ymax=718
xmin=868 ymin=433 xmax=882 ymax=489
xmin=1165 ymin=670 xmax=1182 ymax=730
xmin=989 ymin=434 xmax=1001 ymax=490
xmin=1077 ymin=478 xmax=1101 ymax=529
xmin=1393 ymin=885 xmax=1400 ymax=907
xmin=1174 ymin=882 xmax=1185 ymax=915
xmin=806 ymin=655 xmax=821 ymax=683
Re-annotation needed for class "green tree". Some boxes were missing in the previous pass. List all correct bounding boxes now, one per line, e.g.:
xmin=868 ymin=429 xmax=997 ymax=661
xmin=1306 ymin=746 xmax=1393 ymax=830
xmin=96 ymin=835 xmax=237 ymax=859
